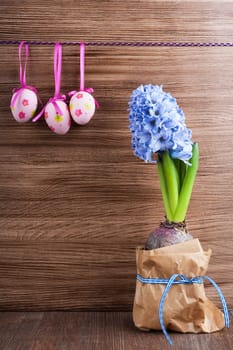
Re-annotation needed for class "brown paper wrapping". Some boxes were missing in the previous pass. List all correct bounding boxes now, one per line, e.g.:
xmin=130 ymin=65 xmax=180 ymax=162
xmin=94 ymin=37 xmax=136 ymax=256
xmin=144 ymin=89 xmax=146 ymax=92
xmin=133 ymin=239 xmax=225 ymax=333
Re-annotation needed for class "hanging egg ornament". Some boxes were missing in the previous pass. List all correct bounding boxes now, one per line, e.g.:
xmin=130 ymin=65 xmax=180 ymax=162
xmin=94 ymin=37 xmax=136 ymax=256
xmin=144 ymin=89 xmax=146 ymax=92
xmin=44 ymin=100 xmax=71 ymax=135
xmin=69 ymin=91 xmax=95 ymax=125
xmin=10 ymin=88 xmax=38 ymax=123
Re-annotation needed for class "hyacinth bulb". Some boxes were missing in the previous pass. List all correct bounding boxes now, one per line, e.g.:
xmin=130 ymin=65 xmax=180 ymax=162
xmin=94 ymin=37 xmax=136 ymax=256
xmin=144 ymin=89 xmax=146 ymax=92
xmin=145 ymin=224 xmax=193 ymax=250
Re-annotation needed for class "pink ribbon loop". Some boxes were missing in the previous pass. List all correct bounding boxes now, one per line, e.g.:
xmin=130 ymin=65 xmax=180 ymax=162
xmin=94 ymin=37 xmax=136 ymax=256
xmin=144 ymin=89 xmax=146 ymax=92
xmin=84 ymin=88 xmax=99 ymax=108
xmin=84 ymin=87 xmax=94 ymax=94
xmin=69 ymin=43 xmax=99 ymax=108
xmin=33 ymin=43 xmax=66 ymax=122
xmin=80 ymin=42 xmax=85 ymax=91
xmin=10 ymin=42 xmax=39 ymax=109
xmin=10 ymin=85 xmax=38 ymax=108
xmin=68 ymin=90 xmax=77 ymax=98
xmin=32 ymin=95 xmax=66 ymax=122
xmin=54 ymin=43 xmax=62 ymax=98
xmin=68 ymin=42 xmax=99 ymax=109
xmin=19 ymin=41 xmax=29 ymax=87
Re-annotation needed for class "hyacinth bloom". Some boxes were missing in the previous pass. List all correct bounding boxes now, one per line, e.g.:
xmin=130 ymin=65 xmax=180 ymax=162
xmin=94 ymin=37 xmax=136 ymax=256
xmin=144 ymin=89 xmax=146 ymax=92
xmin=129 ymin=84 xmax=199 ymax=224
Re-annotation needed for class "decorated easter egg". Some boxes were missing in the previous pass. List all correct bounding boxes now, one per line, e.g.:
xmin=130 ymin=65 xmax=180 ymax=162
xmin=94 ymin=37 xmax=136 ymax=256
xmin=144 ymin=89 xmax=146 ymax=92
xmin=10 ymin=88 xmax=38 ymax=123
xmin=44 ymin=100 xmax=71 ymax=135
xmin=69 ymin=91 xmax=95 ymax=125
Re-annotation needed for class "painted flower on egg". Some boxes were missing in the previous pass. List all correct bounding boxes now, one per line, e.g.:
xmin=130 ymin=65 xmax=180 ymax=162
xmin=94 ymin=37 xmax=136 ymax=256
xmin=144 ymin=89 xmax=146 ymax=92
xmin=22 ymin=99 xmax=29 ymax=106
xmin=55 ymin=114 xmax=63 ymax=123
xmin=76 ymin=93 xmax=83 ymax=99
xmin=75 ymin=109 xmax=82 ymax=117
xmin=19 ymin=111 xmax=26 ymax=120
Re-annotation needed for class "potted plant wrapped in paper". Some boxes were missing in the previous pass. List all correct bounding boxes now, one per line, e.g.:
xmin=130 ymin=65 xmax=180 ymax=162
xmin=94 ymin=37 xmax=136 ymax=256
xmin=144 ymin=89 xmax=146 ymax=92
xmin=129 ymin=85 xmax=230 ymax=345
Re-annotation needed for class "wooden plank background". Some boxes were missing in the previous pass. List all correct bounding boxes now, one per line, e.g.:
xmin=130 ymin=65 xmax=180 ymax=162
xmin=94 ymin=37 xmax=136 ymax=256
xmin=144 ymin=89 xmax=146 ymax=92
xmin=0 ymin=0 xmax=232 ymax=310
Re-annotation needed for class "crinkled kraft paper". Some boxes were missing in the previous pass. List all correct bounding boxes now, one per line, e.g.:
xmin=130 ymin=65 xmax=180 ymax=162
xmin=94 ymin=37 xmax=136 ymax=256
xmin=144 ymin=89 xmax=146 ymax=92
xmin=133 ymin=239 xmax=225 ymax=333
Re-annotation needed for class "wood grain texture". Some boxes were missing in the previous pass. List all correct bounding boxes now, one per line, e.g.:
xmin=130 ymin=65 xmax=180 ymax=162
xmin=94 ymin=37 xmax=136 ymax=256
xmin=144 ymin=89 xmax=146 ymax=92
xmin=0 ymin=0 xmax=232 ymax=310
xmin=0 ymin=311 xmax=232 ymax=350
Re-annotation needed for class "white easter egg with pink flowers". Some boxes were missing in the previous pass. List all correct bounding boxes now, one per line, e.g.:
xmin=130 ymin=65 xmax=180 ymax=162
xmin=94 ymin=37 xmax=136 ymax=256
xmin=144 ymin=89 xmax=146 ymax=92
xmin=69 ymin=91 xmax=95 ymax=125
xmin=44 ymin=100 xmax=71 ymax=135
xmin=10 ymin=88 xmax=38 ymax=123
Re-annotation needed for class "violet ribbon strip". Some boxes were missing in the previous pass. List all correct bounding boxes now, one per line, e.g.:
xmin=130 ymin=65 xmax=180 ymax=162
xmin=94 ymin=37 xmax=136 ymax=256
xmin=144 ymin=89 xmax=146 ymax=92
xmin=1 ymin=40 xmax=233 ymax=47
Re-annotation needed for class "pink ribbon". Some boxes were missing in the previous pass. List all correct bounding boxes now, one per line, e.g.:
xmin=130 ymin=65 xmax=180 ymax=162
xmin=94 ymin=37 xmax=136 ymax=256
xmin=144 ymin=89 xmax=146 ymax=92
xmin=68 ymin=42 xmax=99 ymax=108
xmin=10 ymin=85 xmax=38 ymax=108
xmin=32 ymin=95 xmax=66 ymax=122
xmin=80 ymin=42 xmax=85 ymax=91
xmin=10 ymin=41 xmax=38 ymax=108
xmin=54 ymin=42 xmax=62 ymax=98
xmin=33 ymin=43 xmax=66 ymax=122
xmin=19 ymin=41 xmax=28 ymax=86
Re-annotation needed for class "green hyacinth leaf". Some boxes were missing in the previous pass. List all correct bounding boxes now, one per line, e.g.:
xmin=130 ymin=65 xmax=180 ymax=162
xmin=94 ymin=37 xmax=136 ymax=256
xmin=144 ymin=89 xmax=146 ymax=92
xmin=158 ymin=160 xmax=173 ymax=222
xmin=173 ymin=143 xmax=199 ymax=222
xmin=162 ymin=151 xmax=180 ymax=216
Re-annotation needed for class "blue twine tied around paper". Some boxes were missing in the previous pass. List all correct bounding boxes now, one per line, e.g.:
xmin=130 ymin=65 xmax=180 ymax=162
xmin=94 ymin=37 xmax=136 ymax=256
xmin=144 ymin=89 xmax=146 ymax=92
xmin=136 ymin=273 xmax=230 ymax=346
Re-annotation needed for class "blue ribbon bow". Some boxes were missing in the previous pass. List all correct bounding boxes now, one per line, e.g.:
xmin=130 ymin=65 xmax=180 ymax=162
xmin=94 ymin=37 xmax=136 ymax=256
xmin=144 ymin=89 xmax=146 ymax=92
xmin=136 ymin=273 xmax=230 ymax=346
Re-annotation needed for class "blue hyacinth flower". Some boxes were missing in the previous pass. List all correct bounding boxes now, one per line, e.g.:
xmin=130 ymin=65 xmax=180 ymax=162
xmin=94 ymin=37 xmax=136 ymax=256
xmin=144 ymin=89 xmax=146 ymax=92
xmin=128 ymin=85 xmax=193 ymax=164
